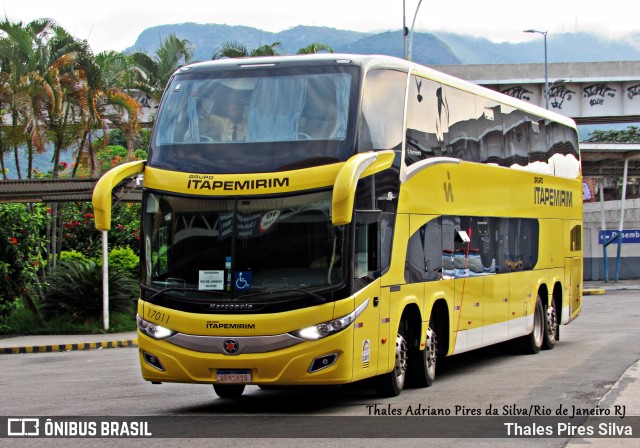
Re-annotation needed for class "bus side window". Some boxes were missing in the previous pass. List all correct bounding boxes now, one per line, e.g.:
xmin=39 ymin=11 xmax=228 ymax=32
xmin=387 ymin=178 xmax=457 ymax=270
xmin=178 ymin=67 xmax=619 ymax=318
xmin=570 ymin=225 xmax=582 ymax=252
xmin=441 ymin=216 xmax=460 ymax=278
xmin=475 ymin=99 xmax=504 ymax=166
xmin=405 ymin=217 xmax=443 ymax=283
xmin=358 ymin=69 xmax=406 ymax=152
xmin=405 ymin=76 xmax=445 ymax=164
xmin=443 ymin=86 xmax=480 ymax=162
xmin=354 ymin=219 xmax=377 ymax=280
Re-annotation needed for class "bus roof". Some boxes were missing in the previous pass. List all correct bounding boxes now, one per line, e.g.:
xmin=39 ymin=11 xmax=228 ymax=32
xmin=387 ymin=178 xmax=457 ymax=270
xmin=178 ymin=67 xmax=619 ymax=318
xmin=176 ymin=53 xmax=576 ymax=130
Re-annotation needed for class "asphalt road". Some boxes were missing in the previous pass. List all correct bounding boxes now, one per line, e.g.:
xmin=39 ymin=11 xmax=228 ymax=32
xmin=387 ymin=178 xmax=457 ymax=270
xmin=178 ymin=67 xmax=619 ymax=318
xmin=2 ymin=289 xmax=639 ymax=447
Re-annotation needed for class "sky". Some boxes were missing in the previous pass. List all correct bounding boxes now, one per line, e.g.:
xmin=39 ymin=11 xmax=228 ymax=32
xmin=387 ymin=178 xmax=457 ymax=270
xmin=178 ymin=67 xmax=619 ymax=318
xmin=1 ymin=0 xmax=636 ymax=54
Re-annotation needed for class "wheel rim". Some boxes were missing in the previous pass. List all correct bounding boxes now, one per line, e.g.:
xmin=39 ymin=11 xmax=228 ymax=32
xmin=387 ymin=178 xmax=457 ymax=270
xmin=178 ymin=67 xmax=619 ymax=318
xmin=546 ymin=304 xmax=557 ymax=343
xmin=394 ymin=333 xmax=408 ymax=388
xmin=533 ymin=301 xmax=544 ymax=347
xmin=425 ymin=327 xmax=437 ymax=378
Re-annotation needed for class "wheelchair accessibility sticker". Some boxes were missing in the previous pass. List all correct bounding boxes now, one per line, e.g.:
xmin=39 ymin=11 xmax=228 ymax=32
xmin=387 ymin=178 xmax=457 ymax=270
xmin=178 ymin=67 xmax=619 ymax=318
xmin=234 ymin=271 xmax=252 ymax=290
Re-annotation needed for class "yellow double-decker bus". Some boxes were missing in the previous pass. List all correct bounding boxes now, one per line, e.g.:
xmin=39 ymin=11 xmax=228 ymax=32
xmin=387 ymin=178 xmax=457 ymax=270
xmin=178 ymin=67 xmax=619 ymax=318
xmin=93 ymin=54 xmax=582 ymax=398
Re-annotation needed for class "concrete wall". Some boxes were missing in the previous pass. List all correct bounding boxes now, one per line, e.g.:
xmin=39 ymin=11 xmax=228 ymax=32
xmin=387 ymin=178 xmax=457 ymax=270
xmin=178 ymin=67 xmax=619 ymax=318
xmin=583 ymin=198 xmax=640 ymax=280
xmin=433 ymin=62 xmax=640 ymax=123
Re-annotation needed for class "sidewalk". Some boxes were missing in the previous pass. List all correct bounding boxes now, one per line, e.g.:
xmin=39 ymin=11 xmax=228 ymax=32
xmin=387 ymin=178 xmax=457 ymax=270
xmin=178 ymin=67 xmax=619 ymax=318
xmin=565 ymin=359 xmax=640 ymax=447
xmin=583 ymin=279 xmax=640 ymax=295
xmin=0 ymin=331 xmax=137 ymax=355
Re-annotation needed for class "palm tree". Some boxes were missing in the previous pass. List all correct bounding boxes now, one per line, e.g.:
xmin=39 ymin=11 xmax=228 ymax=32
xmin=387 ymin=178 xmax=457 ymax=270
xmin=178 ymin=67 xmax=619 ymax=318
xmin=212 ymin=40 xmax=284 ymax=59
xmin=129 ymin=33 xmax=192 ymax=104
xmin=0 ymin=18 xmax=58 ymax=179
xmin=297 ymin=42 xmax=334 ymax=54
xmin=72 ymin=50 xmax=140 ymax=176
xmin=37 ymin=25 xmax=90 ymax=179
xmin=211 ymin=40 xmax=249 ymax=59
xmin=212 ymin=40 xmax=332 ymax=60
xmin=0 ymin=68 xmax=12 ymax=179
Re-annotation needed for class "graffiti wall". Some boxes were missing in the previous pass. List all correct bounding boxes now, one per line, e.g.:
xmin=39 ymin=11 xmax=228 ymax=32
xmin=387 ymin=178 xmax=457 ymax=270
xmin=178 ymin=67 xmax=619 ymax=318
xmin=500 ymin=81 xmax=640 ymax=119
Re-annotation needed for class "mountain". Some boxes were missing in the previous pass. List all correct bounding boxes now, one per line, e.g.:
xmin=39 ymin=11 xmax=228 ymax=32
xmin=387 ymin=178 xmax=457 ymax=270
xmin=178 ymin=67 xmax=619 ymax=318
xmin=126 ymin=23 xmax=640 ymax=65
xmin=343 ymin=30 xmax=460 ymax=64
xmin=128 ymin=23 xmax=370 ymax=62
xmin=432 ymin=31 xmax=640 ymax=64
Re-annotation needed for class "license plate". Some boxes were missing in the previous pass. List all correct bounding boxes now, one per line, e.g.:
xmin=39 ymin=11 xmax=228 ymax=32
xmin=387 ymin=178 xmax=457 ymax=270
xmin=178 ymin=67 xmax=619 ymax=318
xmin=216 ymin=369 xmax=252 ymax=383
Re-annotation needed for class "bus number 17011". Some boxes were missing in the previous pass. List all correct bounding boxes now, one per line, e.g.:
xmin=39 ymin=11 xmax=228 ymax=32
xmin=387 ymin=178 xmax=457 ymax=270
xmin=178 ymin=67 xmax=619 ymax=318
xmin=147 ymin=308 xmax=170 ymax=325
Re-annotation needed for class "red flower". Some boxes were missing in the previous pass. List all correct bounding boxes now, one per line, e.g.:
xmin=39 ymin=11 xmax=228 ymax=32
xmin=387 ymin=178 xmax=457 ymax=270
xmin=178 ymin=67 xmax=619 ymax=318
xmin=47 ymin=208 xmax=53 ymax=214
xmin=9 ymin=237 xmax=18 ymax=245
xmin=117 ymin=224 xmax=124 ymax=230
xmin=85 ymin=213 xmax=94 ymax=219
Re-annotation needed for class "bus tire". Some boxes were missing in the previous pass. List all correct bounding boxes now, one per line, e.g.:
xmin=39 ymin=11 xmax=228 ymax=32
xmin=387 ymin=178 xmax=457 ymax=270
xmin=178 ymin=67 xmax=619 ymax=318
xmin=542 ymin=298 xmax=558 ymax=350
xmin=375 ymin=331 xmax=408 ymax=397
xmin=517 ymin=295 xmax=544 ymax=354
xmin=408 ymin=324 xmax=437 ymax=388
xmin=213 ymin=384 xmax=245 ymax=398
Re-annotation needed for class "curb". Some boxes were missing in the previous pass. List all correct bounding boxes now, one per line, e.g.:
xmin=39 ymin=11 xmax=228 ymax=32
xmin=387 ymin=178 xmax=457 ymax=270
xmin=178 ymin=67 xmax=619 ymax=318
xmin=583 ymin=288 xmax=606 ymax=295
xmin=0 ymin=338 xmax=138 ymax=355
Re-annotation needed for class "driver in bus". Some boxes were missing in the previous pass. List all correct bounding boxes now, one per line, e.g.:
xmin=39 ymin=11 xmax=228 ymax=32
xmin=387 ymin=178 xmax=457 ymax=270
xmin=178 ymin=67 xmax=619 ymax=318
xmin=209 ymin=99 xmax=247 ymax=142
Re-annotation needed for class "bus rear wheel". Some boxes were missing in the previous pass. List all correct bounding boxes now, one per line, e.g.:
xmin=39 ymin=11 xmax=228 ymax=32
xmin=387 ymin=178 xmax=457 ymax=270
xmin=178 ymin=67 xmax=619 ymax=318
xmin=375 ymin=331 xmax=408 ymax=397
xmin=542 ymin=299 xmax=558 ymax=350
xmin=516 ymin=295 xmax=544 ymax=354
xmin=213 ymin=384 xmax=245 ymax=398
xmin=408 ymin=325 xmax=437 ymax=387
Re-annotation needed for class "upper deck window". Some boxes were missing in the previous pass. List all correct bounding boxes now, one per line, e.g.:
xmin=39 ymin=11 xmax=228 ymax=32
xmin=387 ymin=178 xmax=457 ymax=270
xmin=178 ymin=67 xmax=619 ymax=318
xmin=149 ymin=65 xmax=359 ymax=174
xmin=357 ymin=69 xmax=407 ymax=152
xmin=405 ymin=74 xmax=580 ymax=178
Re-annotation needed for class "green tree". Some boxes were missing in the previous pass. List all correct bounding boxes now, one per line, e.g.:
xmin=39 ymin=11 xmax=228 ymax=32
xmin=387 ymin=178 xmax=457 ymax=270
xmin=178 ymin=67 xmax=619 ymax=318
xmin=585 ymin=125 xmax=640 ymax=143
xmin=0 ymin=203 xmax=48 ymax=316
xmin=129 ymin=33 xmax=192 ymax=103
xmin=212 ymin=40 xmax=284 ymax=59
xmin=37 ymin=25 xmax=89 ymax=179
xmin=73 ymin=50 xmax=140 ymax=176
xmin=40 ymin=259 xmax=137 ymax=324
xmin=212 ymin=41 xmax=333 ymax=60
xmin=0 ymin=18 xmax=58 ymax=179
xmin=296 ymin=42 xmax=334 ymax=54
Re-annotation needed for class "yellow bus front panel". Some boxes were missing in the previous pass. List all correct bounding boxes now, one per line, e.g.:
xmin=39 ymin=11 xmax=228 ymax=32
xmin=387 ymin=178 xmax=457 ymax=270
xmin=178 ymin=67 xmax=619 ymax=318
xmin=138 ymin=327 xmax=356 ymax=385
xmin=136 ymin=289 xmax=386 ymax=385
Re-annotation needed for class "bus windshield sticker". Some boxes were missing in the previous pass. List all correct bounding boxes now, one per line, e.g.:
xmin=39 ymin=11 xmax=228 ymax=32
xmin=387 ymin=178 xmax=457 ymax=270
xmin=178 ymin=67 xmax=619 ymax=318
xmin=234 ymin=271 xmax=252 ymax=291
xmin=199 ymin=270 xmax=224 ymax=290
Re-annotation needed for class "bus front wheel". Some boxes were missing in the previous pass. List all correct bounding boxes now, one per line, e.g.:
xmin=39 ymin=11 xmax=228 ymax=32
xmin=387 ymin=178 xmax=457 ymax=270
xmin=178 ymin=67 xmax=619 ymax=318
xmin=375 ymin=331 xmax=408 ymax=397
xmin=213 ymin=384 xmax=245 ymax=398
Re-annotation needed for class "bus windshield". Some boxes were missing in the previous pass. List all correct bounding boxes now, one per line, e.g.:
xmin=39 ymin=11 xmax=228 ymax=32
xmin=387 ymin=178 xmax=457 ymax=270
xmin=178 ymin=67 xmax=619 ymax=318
xmin=142 ymin=190 xmax=345 ymax=297
xmin=149 ymin=65 xmax=359 ymax=174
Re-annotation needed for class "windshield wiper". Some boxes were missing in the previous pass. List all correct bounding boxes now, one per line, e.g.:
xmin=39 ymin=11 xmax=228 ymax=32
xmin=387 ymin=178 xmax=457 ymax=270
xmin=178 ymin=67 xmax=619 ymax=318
xmin=241 ymin=288 xmax=326 ymax=303
xmin=142 ymin=284 xmax=227 ymax=301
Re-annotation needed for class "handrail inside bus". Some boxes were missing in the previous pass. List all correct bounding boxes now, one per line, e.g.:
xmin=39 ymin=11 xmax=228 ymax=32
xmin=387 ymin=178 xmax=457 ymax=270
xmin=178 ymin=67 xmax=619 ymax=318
xmin=92 ymin=160 xmax=145 ymax=231
xmin=332 ymin=150 xmax=395 ymax=225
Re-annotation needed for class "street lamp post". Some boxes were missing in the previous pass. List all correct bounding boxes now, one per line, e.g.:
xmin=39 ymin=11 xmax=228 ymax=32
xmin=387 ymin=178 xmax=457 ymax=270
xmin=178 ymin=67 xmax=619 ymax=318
xmin=403 ymin=0 xmax=424 ymax=60
xmin=524 ymin=29 xmax=549 ymax=109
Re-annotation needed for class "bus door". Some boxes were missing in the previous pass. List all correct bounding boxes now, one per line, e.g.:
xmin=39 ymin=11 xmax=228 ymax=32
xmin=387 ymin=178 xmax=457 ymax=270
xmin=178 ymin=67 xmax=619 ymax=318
xmin=351 ymin=213 xmax=386 ymax=380
xmin=565 ymin=220 xmax=583 ymax=322
xmin=443 ymin=218 xmax=484 ymax=353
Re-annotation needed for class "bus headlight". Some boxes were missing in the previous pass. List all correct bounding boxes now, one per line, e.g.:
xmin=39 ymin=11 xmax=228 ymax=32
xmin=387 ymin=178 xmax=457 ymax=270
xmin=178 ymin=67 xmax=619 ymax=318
xmin=137 ymin=315 xmax=175 ymax=340
xmin=290 ymin=299 xmax=369 ymax=341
